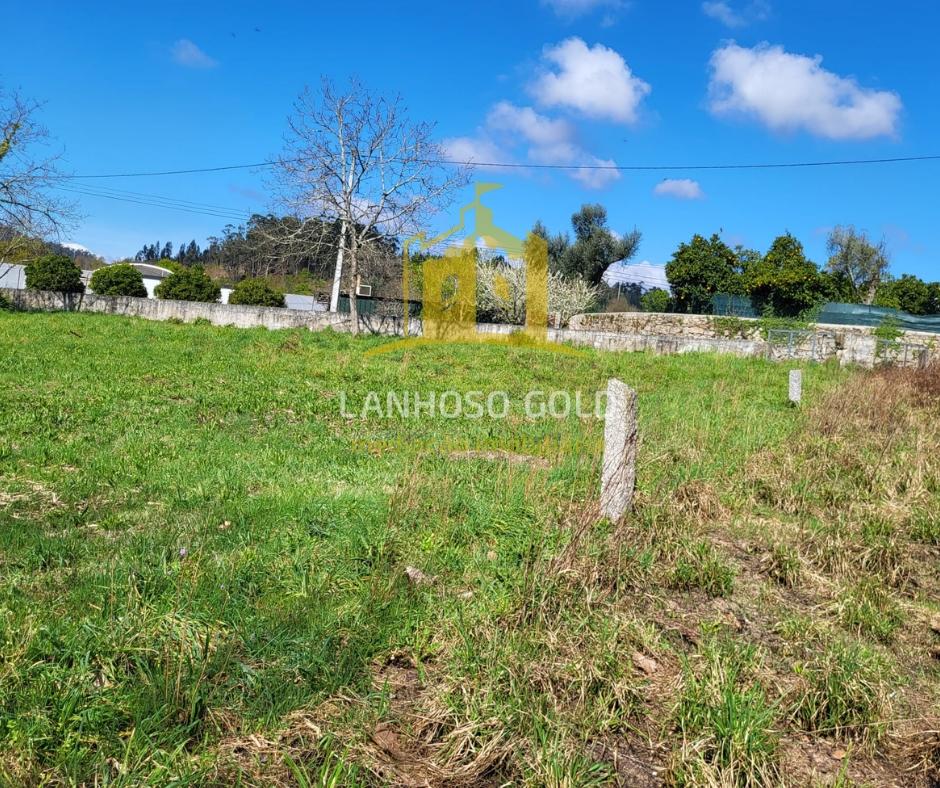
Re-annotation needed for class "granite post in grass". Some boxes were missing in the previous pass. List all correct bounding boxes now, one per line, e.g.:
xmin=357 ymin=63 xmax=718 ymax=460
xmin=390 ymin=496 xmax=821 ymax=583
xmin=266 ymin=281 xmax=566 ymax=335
xmin=789 ymin=369 xmax=802 ymax=405
xmin=600 ymin=378 xmax=638 ymax=521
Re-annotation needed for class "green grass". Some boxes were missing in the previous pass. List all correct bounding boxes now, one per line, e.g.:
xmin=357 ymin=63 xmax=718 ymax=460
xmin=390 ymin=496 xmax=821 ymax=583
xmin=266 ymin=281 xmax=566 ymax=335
xmin=1 ymin=311 xmax=937 ymax=785
xmin=791 ymin=640 xmax=891 ymax=743
xmin=671 ymin=637 xmax=779 ymax=785
xmin=835 ymin=580 xmax=904 ymax=644
xmin=669 ymin=538 xmax=736 ymax=597
xmin=763 ymin=542 xmax=802 ymax=587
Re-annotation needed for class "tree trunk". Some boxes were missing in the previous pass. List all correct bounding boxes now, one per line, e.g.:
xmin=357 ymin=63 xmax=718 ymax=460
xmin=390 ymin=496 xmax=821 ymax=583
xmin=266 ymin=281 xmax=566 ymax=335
xmin=349 ymin=232 xmax=359 ymax=335
xmin=329 ymin=219 xmax=347 ymax=313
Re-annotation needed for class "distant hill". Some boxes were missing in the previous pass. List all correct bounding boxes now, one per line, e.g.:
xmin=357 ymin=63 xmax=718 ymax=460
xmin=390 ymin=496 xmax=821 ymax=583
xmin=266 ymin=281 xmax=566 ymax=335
xmin=45 ymin=240 xmax=106 ymax=269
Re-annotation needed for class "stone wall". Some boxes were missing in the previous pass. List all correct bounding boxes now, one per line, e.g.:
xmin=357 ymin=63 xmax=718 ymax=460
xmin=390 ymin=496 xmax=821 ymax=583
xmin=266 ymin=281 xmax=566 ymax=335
xmin=569 ymin=311 xmax=764 ymax=340
xmin=569 ymin=310 xmax=938 ymax=368
xmin=475 ymin=322 xmax=765 ymax=358
xmin=571 ymin=309 xmax=937 ymax=343
xmin=5 ymin=288 xmax=936 ymax=369
xmin=1 ymin=288 xmax=411 ymax=335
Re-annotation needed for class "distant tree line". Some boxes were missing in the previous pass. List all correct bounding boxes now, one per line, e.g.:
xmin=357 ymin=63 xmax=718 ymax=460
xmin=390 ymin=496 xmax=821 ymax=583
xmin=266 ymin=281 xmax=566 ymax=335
xmin=132 ymin=214 xmax=400 ymax=291
xmin=0 ymin=224 xmax=105 ymax=270
xmin=522 ymin=209 xmax=939 ymax=318
xmin=657 ymin=226 xmax=939 ymax=317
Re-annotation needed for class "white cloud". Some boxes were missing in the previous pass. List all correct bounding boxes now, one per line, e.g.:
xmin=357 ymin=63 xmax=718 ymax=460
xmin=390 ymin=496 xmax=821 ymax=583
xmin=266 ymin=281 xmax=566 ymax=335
xmin=569 ymin=158 xmax=620 ymax=189
xmin=708 ymin=43 xmax=901 ymax=140
xmin=63 ymin=242 xmax=90 ymax=252
xmin=493 ymin=102 xmax=621 ymax=188
xmin=442 ymin=135 xmax=512 ymax=167
xmin=445 ymin=102 xmax=620 ymax=189
xmin=701 ymin=1 xmax=769 ymax=28
xmin=530 ymin=38 xmax=651 ymax=124
xmin=604 ymin=260 xmax=669 ymax=290
xmin=542 ymin=0 xmax=625 ymax=18
xmin=171 ymin=39 xmax=218 ymax=69
xmin=487 ymin=102 xmax=575 ymax=151
xmin=653 ymin=178 xmax=705 ymax=200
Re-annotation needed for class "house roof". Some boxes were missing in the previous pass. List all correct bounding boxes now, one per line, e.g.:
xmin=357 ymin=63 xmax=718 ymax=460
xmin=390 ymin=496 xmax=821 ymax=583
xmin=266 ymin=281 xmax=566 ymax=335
xmin=131 ymin=263 xmax=174 ymax=279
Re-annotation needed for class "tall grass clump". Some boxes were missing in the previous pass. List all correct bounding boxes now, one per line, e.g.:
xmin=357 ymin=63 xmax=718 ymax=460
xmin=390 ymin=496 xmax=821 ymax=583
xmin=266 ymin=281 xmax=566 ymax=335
xmin=671 ymin=637 xmax=779 ymax=786
xmin=791 ymin=640 xmax=890 ymax=743
xmin=834 ymin=580 xmax=904 ymax=643
xmin=670 ymin=539 xmax=736 ymax=597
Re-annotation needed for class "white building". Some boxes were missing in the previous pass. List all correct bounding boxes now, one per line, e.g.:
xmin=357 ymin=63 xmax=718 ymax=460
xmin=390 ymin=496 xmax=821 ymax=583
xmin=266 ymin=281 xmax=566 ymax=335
xmin=127 ymin=262 xmax=174 ymax=298
xmin=1 ymin=260 xmax=325 ymax=310
xmin=0 ymin=263 xmax=95 ymax=290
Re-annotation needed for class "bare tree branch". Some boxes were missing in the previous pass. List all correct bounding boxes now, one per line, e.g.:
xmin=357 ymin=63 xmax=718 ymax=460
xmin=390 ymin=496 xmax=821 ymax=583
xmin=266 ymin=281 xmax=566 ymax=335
xmin=0 ymin=88 xmax=77 ymax=276
xmin=273 ymin=78 xmax=468 ymax=333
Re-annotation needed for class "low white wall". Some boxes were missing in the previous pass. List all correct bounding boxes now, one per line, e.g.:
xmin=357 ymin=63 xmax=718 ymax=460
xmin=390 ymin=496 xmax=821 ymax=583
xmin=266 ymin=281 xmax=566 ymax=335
xmin=4 ymin=288 xmax=935 ymax=369
xmin=2 ymin=288 xmax=355 ymax=331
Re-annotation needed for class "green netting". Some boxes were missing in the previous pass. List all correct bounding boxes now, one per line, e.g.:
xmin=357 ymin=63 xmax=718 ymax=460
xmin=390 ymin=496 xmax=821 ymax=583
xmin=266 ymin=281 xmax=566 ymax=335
xmin=711 ymin=293 xmax=758 ymax=318
xmin=817 ymin=303 xmax=940 ymax=334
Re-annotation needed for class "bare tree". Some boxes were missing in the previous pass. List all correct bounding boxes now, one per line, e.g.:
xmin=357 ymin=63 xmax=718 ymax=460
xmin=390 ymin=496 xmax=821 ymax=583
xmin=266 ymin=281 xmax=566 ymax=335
xmin=826 ymin=225 xmax=890 ymax=305
xmin=0 ymin=88 xmax=75 ymax=276
xmin=274 ymin=78 xmax=467 ymax=333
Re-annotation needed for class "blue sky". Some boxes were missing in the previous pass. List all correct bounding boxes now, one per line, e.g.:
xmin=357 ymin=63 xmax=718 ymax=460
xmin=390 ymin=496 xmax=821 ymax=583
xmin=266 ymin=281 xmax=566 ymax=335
xmin=5 ymin=0 xmax=939 ymax=283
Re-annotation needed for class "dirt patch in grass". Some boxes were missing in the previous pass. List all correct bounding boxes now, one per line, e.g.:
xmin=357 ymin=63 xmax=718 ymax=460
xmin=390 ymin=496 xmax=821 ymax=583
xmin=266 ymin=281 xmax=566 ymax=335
xmin=587 ymin=735 xmax=667 ymax=786
xmin=447 ymin=449 xmax=552 ymax=469
xmin=0 ymin=476 xmax=64 ymax=516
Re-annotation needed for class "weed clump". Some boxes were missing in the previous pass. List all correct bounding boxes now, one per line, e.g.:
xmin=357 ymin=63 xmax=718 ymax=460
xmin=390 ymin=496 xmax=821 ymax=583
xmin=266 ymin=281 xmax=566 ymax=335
xmin=909 ymin=510 xmax=940 ymax=545
xmin=762 ymin=542 xmax=801 ymax=587
xmin=670 ymin=539 xmax=735 ymax=597
xmin=670 ymin=637 xmax=779 ymax=786
xmin=834 ymin=580 xmax=904 ymax=643
xmin=791 ymin=640 xmax=890 ymax=743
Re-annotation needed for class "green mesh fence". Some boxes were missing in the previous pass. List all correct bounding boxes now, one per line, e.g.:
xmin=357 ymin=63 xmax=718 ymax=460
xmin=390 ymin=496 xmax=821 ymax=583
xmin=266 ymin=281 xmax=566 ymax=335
xmin=818 ymin=303 xmax=940 ymax=334
xmin=711 ymin=293 xmax=758 ymax=318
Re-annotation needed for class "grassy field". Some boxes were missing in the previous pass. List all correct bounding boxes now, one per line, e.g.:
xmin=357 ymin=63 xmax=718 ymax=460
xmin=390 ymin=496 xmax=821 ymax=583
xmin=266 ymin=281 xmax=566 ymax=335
xmin=0 ymin=311 xmax=937 ymax=786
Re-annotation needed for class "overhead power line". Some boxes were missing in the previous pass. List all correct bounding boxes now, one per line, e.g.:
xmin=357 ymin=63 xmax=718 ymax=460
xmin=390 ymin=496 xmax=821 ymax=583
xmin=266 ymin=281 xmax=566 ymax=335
xmin=454 ymin=153 xmax=940 ymax=172
xmin=56 ymin=186 xmax=249 ymax=221
xmin=23 ymin=150 xmax=940 ymax=222
xmin=77 ymin=183 xmax=253 ymax=214
xmin=59 ymin=161 xmax=275 ymax=179
xmin=7 ymin=152 xmax=940 ymax=181
xmin=54 ymin=185 xmax=252 ymax=222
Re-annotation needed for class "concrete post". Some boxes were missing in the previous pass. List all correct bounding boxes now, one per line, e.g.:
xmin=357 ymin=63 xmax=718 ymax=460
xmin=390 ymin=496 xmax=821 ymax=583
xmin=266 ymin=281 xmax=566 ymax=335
xmin=789 ymin=369 xmax=802 ymax=405
xmin=600 ymin=378 xmax=638 ymax=521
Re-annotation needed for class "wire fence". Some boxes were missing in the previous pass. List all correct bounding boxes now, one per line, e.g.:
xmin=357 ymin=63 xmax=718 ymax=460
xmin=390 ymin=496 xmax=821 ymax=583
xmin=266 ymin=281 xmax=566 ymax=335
xmin=819 ymin=303 xmax=940 ymax=335
xmin=875 ymin=339 xmax=930 ymax=368
xmin=766 ymin=329 xmax=837 ymax=363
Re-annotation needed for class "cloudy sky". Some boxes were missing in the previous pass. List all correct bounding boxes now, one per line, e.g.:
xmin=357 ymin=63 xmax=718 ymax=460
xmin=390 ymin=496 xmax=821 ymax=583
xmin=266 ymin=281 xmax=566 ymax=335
xmin=5 ymin=0 xmax=938 ymax=281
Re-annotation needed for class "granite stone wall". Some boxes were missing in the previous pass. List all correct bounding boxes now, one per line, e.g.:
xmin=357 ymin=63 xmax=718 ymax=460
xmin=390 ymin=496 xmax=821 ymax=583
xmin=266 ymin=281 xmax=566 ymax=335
xmin=1 ymin=288 xmax=408 ymax=334
xmin=568 ymin=311 xmax=937 ymax=368
xmin=5 ymin=288 xmax=935 ymax=369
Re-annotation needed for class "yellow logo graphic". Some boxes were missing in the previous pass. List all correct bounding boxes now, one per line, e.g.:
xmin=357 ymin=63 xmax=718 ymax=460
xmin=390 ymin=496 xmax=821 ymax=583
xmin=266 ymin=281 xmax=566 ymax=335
xmin=366 ymin=183 xmax=580 ymax=357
